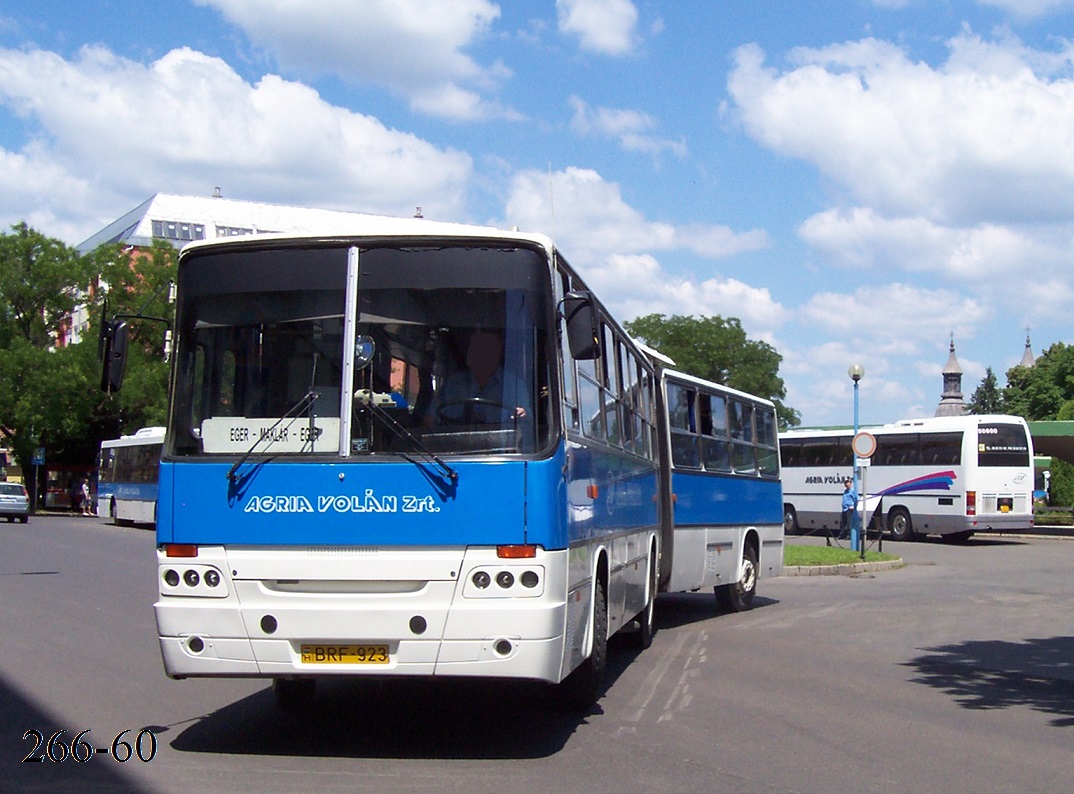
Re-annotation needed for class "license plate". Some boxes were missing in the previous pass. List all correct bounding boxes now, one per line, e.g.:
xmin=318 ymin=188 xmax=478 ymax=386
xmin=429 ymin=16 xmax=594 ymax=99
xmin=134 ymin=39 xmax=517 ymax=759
xmin=999 ymin=498 xmax=1012 ymax=513
xmin=300 ymin=644 xmax=390 ymax=664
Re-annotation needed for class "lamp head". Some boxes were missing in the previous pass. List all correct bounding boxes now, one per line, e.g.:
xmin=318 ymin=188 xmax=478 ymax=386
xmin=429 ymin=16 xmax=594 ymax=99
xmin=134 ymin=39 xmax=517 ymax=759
xmin=847 ymin=363 xmax=865 ymax=383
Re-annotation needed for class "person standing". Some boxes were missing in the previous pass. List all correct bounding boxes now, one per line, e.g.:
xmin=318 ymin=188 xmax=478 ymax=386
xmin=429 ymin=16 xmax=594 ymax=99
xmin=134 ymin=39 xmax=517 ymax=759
xmin=839 ymin=477 xmax=857 ymax=540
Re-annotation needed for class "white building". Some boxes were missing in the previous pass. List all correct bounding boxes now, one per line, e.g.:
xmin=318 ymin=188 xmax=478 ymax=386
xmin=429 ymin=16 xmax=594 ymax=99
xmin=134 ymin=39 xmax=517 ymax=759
xmin=68 ymin=191 xmax=427 ymax=345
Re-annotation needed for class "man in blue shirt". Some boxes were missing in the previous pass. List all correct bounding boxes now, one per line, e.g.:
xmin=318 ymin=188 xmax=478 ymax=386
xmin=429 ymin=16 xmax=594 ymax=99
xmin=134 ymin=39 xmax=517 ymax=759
xmin=425 ymin=331 xmax=531 ymax=428
xmin=839 ymin=477 xmax=857 ymax=539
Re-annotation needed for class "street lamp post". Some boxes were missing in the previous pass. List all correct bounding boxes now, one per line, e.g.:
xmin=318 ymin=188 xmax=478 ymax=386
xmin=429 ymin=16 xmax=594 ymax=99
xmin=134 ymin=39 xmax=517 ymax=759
xmin=848 ymin=364 xmax=865 ymax=552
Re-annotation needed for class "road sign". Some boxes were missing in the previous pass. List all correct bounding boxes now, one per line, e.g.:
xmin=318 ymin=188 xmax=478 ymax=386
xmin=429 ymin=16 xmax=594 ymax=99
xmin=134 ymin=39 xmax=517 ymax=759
xmin=31 ymin=448 xmax=45 ymax=466
xmin=851 ymin=431 xmax=876 ymax=459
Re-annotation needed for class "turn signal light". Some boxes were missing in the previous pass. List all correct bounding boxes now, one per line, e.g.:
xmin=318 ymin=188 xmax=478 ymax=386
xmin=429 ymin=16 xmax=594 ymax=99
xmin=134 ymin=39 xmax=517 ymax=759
xmin=164 ymin=544 xmax=198 ymax=558
xmin=497 ymin=545 xmax=537 ymax=559
xmin=966 ymin=491 xmax=976 ymax=516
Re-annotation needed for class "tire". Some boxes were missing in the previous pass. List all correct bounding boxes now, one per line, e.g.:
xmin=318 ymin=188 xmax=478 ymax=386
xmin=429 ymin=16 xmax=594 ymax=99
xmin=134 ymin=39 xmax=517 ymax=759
xmin=19 ymin=516 xmax=28 ymax=524
xmin=887 ymin=508 xmax=915 ymax=542
xmin=630 ymin=547 xmax=657 ymax=650
xmin=715 ymin=542 xmax=758 ymax=613
xmin=273 ymin=677 xmax=316 ymax=712
xmin=557 ymin=577 xmax=608 ymax=711
xmin=783 ymin=505 xmax=799 ymax=534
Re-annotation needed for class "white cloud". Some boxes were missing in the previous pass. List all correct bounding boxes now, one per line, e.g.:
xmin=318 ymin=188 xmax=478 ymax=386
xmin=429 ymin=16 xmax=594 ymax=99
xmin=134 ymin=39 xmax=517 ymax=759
xmin=504 ymin=166 xmax=769 ymax=263
xmin=0 ymin=45 xmax=473 ymax=242
xmin=502 ymin=166 xmax=781 ymax=332
xmin=798 ymin=206 xmax=1062 ymax=279
xmin=976 ymin=0 xmax=1074 ymax=18
xmin=727 ymin=32 xmax=1074 ymax=227
xmin=556 ymin=0 xmax=639 ymax=56
xmin=195 ymin=0 xmax=513 ymax=120
xmin=800 ymin=283 xmax=987 ymax=344
xmin=568 ymin=96 xmax=687 ymax=159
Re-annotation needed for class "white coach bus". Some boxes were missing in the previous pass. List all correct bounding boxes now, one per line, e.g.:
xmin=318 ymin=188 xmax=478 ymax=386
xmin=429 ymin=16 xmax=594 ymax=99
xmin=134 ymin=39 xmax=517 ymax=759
xmin=779 ymin=415 xmax=1034 ymax=543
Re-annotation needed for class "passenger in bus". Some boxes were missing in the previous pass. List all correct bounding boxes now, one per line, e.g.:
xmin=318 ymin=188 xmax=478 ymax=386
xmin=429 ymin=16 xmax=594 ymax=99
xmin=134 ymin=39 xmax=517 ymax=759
xmin=424 ymin=331 xmax=531 ymax=428
xmin=839 ymin=477 xmax=857 ymax=539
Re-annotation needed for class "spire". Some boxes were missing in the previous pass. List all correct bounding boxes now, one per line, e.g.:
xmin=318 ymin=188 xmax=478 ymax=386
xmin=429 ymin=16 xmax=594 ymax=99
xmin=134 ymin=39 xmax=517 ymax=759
xmin=936 ymin=332 xmax=967 ymax=416
xmin=1019 ymin=326 xmax=1035 ymax=368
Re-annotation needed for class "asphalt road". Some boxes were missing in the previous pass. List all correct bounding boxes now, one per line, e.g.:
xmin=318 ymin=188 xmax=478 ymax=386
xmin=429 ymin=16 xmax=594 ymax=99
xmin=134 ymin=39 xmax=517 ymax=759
xmin=2 ymin=516 xmax=1073 ymax=793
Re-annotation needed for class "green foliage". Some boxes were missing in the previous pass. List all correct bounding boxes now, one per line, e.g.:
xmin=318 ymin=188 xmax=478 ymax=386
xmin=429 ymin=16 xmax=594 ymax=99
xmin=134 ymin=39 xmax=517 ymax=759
xmin=0 ymin=222 xmax=95 ymax=348
xmin=0 ymin=224 xmax=174 ymax=477
xmin=967 ymin=366 xmax=1003 ymax=414
xmin=1002 ymin=342 xmax=1074 ymax=420
xmin=783 ymin=544 xmax=899 ymax=566
xmin=624 ymin=313 xmax=801 ymax=428
xmin=1047 ymin=457 xmax=1074 ymax=507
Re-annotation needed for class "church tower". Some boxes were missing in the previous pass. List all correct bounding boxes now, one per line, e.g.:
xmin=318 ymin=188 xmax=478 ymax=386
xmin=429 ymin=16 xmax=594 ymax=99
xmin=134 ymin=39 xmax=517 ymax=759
xmin=1018 ymin=328 xmax=1035 ymax=368
xmin=935 ymin=334 xmax=968 ymax=417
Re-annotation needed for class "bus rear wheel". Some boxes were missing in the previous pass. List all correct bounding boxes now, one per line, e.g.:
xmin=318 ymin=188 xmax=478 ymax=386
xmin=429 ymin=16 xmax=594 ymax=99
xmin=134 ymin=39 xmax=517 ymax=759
xmin=629 ymin=546 xmax=657 ymax=649
xmin=783 ymin=505 xmax=799 ymax=534
xmin=887 ymin=508 xmax=915 ymax=542
xmin=715 ymin=543 xmax=758 ymax=613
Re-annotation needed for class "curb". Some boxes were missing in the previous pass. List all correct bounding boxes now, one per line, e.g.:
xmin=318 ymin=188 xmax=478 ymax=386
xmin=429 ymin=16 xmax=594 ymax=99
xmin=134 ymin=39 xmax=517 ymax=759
xmin=782 ymin=558 xmax=905 ymax=577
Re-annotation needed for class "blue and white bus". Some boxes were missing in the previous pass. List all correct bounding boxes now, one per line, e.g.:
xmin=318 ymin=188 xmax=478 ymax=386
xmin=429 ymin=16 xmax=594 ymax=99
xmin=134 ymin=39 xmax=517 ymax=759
xmin=140 ymin=220 xmax=783 ymax=709
xmin=97 ymin=427 xmax=165 ymax=525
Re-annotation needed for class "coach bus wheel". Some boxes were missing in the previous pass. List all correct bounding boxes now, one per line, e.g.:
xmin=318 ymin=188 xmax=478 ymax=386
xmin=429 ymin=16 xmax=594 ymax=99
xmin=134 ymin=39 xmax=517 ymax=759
xmin=630 ymin=548 xmax=657 ymax=650
xmin=887 ymin=508 xmax=915 ymax=542
xmin=273 ymin=677 xmax=316 ymax=712
xmin=715 ymin=543 xmax=758 ymax=613
xmin=557 ymin=578 xmax=608 ymax=711
xmin=783 ymin=505 xmax=799 ymax=534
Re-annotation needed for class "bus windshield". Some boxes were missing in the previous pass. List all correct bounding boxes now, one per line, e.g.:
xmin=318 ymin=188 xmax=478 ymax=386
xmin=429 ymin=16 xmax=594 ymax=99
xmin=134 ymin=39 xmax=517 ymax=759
xmin=169 ymin=243 xmax=553 ymax=458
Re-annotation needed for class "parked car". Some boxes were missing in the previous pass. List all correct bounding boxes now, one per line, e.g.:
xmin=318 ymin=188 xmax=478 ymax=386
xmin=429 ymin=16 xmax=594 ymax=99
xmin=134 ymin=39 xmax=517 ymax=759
xmin=0 ymin=481 xmax=29 ymax=522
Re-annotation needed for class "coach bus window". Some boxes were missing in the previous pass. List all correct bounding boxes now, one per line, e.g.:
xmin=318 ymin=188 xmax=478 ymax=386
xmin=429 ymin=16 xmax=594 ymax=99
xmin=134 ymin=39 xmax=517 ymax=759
xmin=875 ymin=433 xmax=919 ymax=467
xmin=920 ymin=432 xmax=962 ymax=465
xmin=978 ymin=423 xmax=1030 ymax=467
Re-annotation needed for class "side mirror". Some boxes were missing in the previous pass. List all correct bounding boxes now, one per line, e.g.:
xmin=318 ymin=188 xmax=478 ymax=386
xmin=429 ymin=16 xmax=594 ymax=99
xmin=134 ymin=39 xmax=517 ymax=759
xmin=563 ymin=291 xmax=600 ymax=360
xmin=100 ymin=321 xmax=129 ymax=393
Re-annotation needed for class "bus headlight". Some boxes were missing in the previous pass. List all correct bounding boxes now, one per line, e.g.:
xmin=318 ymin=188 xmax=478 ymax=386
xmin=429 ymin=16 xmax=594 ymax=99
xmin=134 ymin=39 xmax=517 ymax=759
xmin=464 ymin=565 xmax=544 ymax=598
xmin=160 ymin=565 xmax=230 ymax=598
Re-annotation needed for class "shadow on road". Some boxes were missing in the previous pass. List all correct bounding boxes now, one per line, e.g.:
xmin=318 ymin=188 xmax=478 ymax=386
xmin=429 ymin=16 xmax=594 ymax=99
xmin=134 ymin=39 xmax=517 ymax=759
xmin=904 ymin=635 xmax=1074 ymax=727
xmin=0 ymin=673 xmax=146 ymax=793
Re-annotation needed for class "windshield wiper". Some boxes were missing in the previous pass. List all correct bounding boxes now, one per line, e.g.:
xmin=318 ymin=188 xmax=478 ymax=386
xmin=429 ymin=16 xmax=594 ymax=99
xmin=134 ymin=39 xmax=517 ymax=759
xmin=354 ymin=391 xmax=458 ymax=482
xmin=226 ymin=390 xmax=319 ymax=483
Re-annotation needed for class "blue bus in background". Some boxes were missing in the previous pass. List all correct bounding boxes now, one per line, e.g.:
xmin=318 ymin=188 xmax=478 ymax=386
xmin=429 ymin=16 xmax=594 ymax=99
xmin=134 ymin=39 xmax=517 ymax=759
xmin=130 ymin=219 xmax=782 ymax=710
xmin=97 ymin=427 xmax=164 ymax=525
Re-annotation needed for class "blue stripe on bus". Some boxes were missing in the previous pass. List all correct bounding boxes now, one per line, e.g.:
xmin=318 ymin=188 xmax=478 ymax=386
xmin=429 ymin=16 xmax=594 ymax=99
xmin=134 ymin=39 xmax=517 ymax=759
xmin=671 ymin=472 xmax=783 ymax=526
xmin=97 ymin=483 xmax=158 ymax=502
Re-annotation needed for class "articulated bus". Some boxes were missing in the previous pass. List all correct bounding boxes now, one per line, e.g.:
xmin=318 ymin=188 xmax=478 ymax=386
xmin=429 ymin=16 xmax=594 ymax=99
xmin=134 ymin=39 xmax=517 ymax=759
xmin=124 ymin=219 xmax=782 ymax=710
xmin=97 ymin=427 xmax=165 ymax=525
xmin=780 ymin=414 xmax=1034 ymax=543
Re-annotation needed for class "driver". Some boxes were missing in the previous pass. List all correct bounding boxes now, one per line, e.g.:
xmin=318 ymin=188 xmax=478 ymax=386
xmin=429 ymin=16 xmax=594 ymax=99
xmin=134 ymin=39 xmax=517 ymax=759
xmin=424 ymin=331 xmax=531 ymax=427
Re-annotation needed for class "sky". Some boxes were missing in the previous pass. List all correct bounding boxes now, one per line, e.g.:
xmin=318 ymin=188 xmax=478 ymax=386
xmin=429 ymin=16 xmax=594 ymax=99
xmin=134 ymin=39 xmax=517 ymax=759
xmin=2 ymin=0 xmax=1073 ymax=427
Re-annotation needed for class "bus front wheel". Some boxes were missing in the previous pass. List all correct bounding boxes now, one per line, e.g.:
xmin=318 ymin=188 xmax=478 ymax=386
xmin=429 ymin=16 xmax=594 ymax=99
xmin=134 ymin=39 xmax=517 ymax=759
xmin=557 ymin=578 xmax=608 ymax=711
xmin=888 ymin=508 xmax=915 ymax=542
xmin=716 ymin=543 xmax=758 ymax=613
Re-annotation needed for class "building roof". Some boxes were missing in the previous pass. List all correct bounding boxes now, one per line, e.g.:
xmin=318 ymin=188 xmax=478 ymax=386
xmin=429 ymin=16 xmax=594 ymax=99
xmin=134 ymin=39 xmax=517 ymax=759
xmin=74 ymin=192 xmax=459 ymax=255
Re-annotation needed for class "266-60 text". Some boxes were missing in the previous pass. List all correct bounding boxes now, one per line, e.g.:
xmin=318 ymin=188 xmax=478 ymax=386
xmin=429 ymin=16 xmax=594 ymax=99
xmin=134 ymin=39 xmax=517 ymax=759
xmin=22 ymin=729 xmax=158 ymax=763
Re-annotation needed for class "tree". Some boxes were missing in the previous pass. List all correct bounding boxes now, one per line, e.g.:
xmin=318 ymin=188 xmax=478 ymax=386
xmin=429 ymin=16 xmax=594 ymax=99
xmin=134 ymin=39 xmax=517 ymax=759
xmin=0 ymin=225 xmax=175 ymax=488
xmin=1002 ymin=342 xmax=1074 ymax=421
xmin=624 ymin=313 xmax=800 ymax=428
xmin=967 ymin=367 xmax=1004 ymax=414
